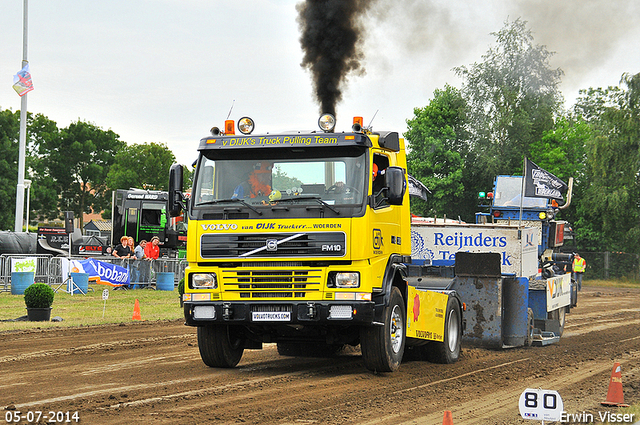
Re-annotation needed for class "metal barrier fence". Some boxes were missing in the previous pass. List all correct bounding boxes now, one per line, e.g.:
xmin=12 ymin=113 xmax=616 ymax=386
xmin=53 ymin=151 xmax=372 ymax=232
xmin=581 ymin=251 xmax=640 ymax=281
xmin=1 ymin=254 xmax=56 ymax=291
xmin=1 ymin=254 xmax=187 ymax=292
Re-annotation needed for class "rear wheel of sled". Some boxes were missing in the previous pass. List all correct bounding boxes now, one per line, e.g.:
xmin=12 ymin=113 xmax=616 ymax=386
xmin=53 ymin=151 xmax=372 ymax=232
xmin=198 ymin=325 xmax=244 ymax=368
xmin=548 ymin=306 xmax=566 ymax=336
xmin=360 ymin=287 xmax=406 ymax=372
xmin=525 ymin=308 xmax=535 ymax=347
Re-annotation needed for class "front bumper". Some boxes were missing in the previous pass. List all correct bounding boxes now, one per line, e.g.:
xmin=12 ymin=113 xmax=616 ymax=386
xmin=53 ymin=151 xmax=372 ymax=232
xmin=184 ymin=300 xmax=376 ymax=326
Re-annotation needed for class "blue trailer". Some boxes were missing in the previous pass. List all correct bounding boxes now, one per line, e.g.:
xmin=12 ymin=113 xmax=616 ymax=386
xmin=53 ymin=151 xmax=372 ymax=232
xmin=409 ymin=175 xmax=577 ymax=348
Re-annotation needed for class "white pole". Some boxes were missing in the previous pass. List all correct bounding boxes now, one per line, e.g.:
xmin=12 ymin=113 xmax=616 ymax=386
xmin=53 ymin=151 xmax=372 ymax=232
xmin=24 ymin=179 xmax=32 ymax=232
xmin=14 ymin=0 xmax=29 ymax=232
xmin=519 ymin=158 xmax=527 ymax=278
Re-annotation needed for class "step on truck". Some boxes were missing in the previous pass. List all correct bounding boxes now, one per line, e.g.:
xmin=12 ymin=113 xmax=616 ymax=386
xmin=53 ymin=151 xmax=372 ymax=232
xmin=168 ymin=114 xmax=465 ymax=372
xmin=411 ymin=174 xmax=578 ymax=348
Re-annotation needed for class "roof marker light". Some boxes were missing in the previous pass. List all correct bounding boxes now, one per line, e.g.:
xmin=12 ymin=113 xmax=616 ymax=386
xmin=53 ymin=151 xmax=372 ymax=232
xmin=225 ymin=120 xmax=235 ymax=135
xmin=352 ymin=116 xmax=363 ymax=132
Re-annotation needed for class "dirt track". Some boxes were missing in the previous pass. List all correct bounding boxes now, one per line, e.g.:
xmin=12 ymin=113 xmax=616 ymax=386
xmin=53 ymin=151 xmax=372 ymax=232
xmin=2 ymin=286 xmax=639 ymax=425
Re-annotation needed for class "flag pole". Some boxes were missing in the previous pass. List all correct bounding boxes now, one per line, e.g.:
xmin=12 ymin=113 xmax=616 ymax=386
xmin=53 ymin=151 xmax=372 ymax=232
xmin=519 ymin=157 xmax=526 ymax=229
xmin=14 ymin=0 xmax=29 ymax=232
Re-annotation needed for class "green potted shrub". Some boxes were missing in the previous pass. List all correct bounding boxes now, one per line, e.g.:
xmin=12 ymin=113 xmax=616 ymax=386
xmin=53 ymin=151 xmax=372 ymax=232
xmin=24 ymin=283 xmax=55 ymax=321
xmin=178 ymin=277 xmax=185 ymax=307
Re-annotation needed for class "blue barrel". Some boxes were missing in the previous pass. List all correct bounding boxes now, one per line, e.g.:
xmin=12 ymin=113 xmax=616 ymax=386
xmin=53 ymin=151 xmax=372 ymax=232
xmin=156 ymin=272 xmax=175 ymax=291
xmin=11 ymin=271 xmax=35 ymax=295
xmin=502 ymin=277 xmax=530 ymax=347
xmin=70 ymin=272 xmax=89 ymax=295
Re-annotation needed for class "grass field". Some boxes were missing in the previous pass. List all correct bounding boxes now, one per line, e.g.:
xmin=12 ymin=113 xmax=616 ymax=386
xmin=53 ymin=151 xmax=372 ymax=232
xmin=1 ymin=279 xmax=638 ymax=333
xmin=0 ymin=284 xmax=183 ymax=333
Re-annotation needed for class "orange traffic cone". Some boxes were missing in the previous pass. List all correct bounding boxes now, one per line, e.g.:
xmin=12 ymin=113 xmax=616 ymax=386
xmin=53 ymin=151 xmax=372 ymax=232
xmin=601 ymin=362 xmax=630 ymax=407
xmin=442 ymin=410 xmax=453 ymax=425
xmin=132 ymin=299 xmax=142 ymax=321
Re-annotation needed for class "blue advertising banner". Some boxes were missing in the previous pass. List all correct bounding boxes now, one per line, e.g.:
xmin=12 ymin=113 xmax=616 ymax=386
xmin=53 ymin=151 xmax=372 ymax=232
xmin=71 ymin=258 xmax=130 ymax=285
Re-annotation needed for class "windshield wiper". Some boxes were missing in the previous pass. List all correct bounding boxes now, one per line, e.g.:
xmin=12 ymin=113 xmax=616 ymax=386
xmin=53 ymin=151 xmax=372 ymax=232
xmin=276 ymin=195 xmax=340 ymax=215
xmin=196 ymin=198 xmax=262 ymax=215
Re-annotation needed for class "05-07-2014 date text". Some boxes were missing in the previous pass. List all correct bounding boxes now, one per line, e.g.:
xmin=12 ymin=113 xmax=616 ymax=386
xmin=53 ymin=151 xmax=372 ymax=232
xmin=5 ymin=411 xmax=80 ymax=423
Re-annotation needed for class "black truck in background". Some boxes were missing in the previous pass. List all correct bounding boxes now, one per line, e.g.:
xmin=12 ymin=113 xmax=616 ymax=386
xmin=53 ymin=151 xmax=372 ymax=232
xmin=30 ymin=189 xmax=187 ymax=257
xmin=111 ymin=189 xmax=187 ymax=258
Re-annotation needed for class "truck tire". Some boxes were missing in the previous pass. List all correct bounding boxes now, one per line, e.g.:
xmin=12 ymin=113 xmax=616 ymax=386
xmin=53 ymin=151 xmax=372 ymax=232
xmin=360 ymin=287 xmax=406 ymax=372
xmin=197 ymin=325 xmax=244 ymax=368
xmin=424 ymin=297 xmax=462 ymax=364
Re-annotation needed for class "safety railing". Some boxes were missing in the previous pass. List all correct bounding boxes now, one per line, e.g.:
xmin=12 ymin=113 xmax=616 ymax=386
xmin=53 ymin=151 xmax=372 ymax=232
xmin=0 ymin=254 xmax=56 ymax=291
xmin=1 ymin=254 xmax=187 ymax=292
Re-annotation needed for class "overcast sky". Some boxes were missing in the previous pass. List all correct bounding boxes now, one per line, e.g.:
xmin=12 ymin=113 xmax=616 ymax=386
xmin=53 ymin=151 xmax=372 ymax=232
xmin=2 ymin=0 xmax=639 ymax=168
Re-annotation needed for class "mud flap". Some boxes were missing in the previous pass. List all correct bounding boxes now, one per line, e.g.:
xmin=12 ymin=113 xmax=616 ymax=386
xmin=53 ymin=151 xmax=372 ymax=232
xmin=405 ymin=286 xmax=448 ymax=342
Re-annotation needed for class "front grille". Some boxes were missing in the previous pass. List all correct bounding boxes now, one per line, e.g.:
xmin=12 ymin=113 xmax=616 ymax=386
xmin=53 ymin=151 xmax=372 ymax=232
xmin=222 ymin=268 xmax=322 ymax=299
xmin=201 ymin=232 xmax=346 ymax=258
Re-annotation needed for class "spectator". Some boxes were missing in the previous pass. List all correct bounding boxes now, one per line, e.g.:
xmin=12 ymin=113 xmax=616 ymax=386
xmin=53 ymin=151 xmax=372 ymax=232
xmin=133 ymin=240 xmax=148 ymax=283
xmin=145 ymin=236 xmax=161 ymax=281
xmin=572 ymin=253 xmax=586 ymax=291
xmin=145 ymin=236 xmax=160 ymax=261
xmin=112 ymin=236 xmax=132 ymax=258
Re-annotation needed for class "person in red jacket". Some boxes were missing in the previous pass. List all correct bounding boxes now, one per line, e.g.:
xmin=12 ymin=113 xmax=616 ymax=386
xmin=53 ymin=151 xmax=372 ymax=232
xmin=144 ymin=236 xmax=160 ymax=260
xmin=144 ymin=236 xmax=160 ymax=284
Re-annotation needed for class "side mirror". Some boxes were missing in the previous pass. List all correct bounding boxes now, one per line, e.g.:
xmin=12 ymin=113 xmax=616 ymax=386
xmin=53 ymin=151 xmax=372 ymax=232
xmin=168 ymin=163 xmax=184 ymax=217
xmin=385 ymin=166 xmax=405 ymax=205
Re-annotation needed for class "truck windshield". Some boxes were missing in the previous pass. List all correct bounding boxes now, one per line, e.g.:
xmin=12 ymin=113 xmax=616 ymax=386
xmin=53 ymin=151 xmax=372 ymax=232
xmin=493 ymin=176 xmax=548 ymax=208
xmin=192 ymin=153 xmax=367 ymax=208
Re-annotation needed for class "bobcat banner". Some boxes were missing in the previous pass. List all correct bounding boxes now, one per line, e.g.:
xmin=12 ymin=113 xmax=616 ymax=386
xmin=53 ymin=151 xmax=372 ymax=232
xmin=68 ymin=258 xmax=130 ymax=286
xmin=523 ymin=158 xmax=568 ymax=201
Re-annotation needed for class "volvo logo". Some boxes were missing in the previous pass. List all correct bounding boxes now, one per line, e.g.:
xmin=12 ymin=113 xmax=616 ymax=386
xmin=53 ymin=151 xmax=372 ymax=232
xmin=266 ymin=239 xmax=278 ymax=251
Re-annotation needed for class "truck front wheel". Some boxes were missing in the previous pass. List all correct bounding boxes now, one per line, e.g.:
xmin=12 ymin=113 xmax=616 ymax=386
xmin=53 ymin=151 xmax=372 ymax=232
xmin=197 ymin=325 xmax=244 ymax=368
xmin=360 ymin=287 xmax=406 ymax=372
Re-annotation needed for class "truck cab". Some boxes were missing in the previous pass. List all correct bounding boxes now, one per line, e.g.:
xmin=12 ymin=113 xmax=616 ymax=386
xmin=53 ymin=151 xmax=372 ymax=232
xmin=169 ymin=115 xmax=463 ymax=372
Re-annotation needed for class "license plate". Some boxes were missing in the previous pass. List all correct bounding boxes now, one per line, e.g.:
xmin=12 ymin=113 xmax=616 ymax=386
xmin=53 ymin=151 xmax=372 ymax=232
xmin=251 ymin=311 xmax=291 ymax=322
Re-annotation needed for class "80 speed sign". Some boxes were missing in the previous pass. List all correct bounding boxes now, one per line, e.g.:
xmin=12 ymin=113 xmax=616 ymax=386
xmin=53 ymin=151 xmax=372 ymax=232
xmin=519 ymin=388 xmax=564 ymax=422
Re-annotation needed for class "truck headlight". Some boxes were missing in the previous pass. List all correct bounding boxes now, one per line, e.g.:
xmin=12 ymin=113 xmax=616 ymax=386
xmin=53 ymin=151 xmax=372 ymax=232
xmin=192 ymin=273 xmax=218 ymax=289
xmin=318 ymin=113 xmax=336 ymax=132
xmin=238 ymin=116 xmax=255 ymax=135
xmin=335 ymin=272 xmax=359 ymax=288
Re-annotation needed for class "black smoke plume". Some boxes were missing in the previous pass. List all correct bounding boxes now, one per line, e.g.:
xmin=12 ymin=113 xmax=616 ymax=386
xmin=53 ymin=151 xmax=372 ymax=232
xmin=297 ymin=0 xmax=375 ymax=116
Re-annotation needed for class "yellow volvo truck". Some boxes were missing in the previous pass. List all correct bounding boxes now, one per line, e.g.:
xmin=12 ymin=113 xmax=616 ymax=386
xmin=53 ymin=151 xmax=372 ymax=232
xmin=168 ymin=114 xmax=464 ymax=372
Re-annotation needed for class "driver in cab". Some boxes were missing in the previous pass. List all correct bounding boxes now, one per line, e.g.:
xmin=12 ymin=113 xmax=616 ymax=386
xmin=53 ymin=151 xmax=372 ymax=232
xmin=232 ymin=162 xmax=272 ymax=199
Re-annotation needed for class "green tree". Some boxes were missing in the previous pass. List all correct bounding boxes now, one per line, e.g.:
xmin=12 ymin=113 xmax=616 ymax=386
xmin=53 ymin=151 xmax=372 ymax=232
xmin=106 ymin=142 xmax=176 ymax=192
xmin=0 ymin=108 xmax=20 ymax=230
xmin=529 ymin=117 xmax=592 ymax=227
xmin=454 ymin=18 xmax=564 ymax=188
xmin=405 ymin=85 xmax=467 ymax=218
xmin=573 ymin=72 xmax=640 ymax=253
xmin=27 ymin=113 xmax=63 ymax=224
xmin=36 ymin=120 xmax=124 ymax=230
